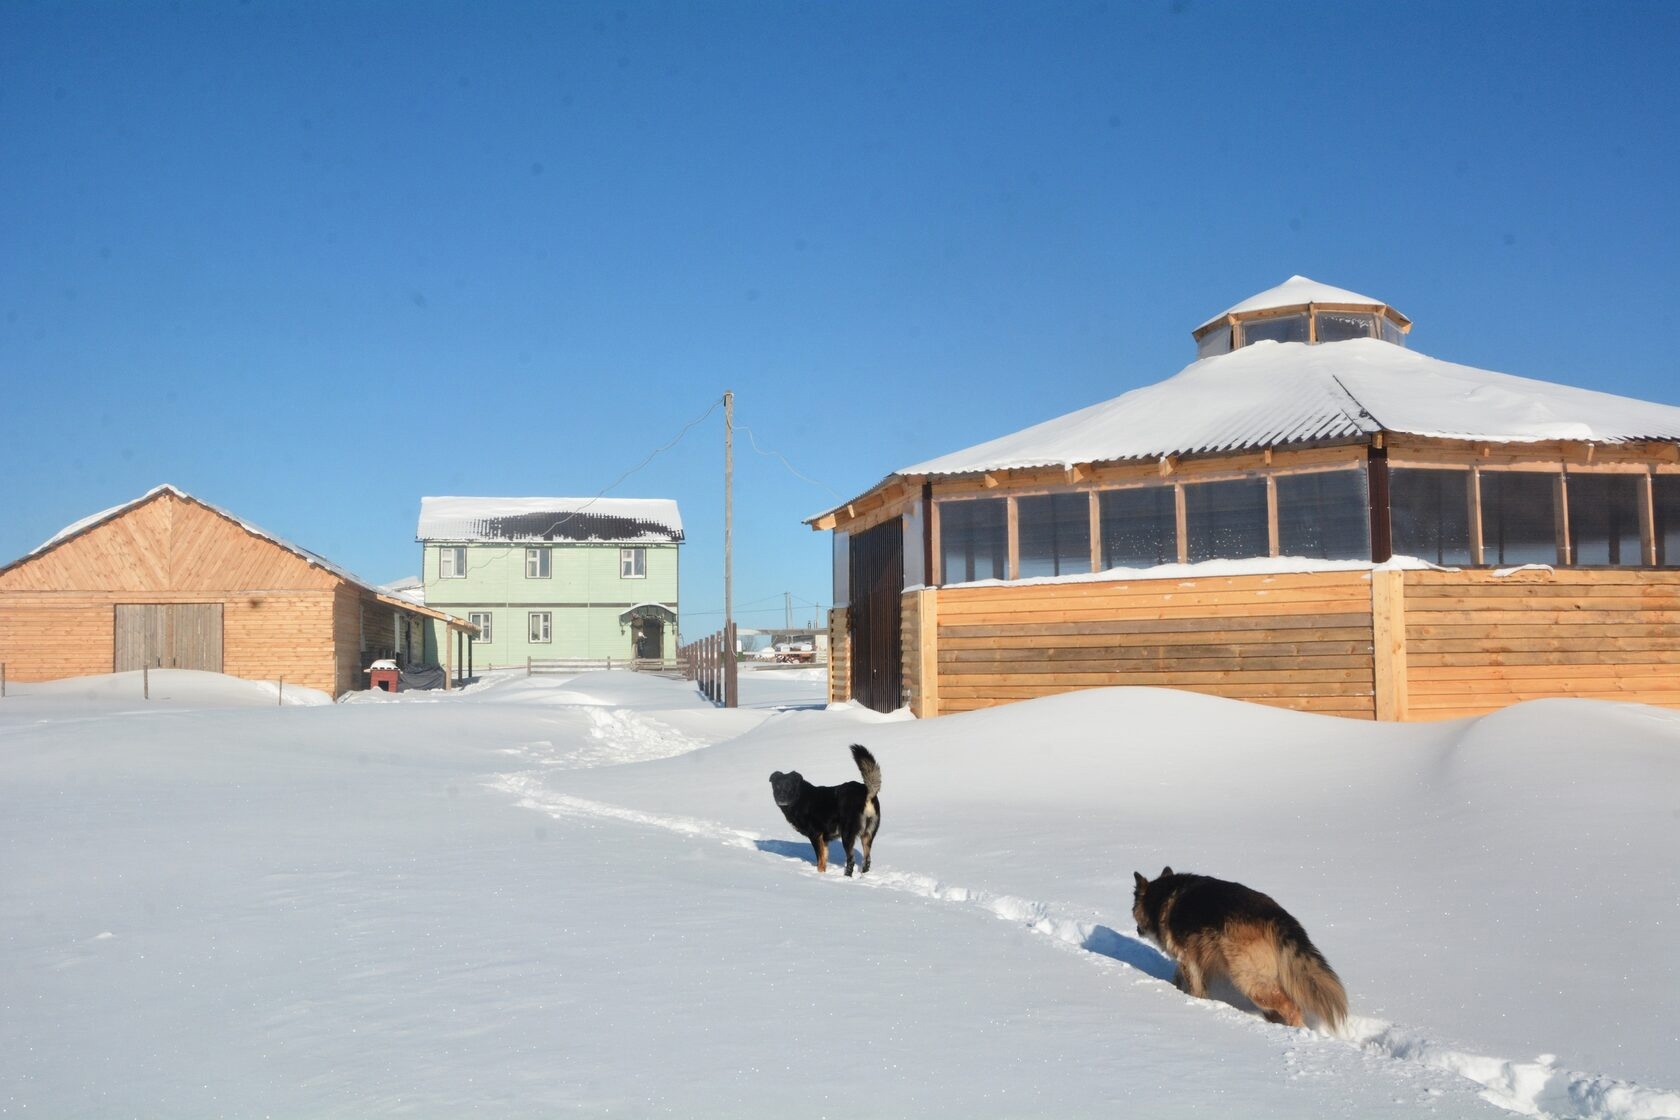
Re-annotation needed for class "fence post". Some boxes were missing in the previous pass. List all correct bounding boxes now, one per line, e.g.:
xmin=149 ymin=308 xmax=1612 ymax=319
xmin=143 ymin=662 xmax=149 ymax=700
xmin=527 ymin=656 xmax=532 ymax=677
xmin=725 ymin=622 xmax=738 ymax=709
xmin=278 ymin=676 xmax=284 ymax=707
xmin=1 ymin=661 xmax=6 ymax=698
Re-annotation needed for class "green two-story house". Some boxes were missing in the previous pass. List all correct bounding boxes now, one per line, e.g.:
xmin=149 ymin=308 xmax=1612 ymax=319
xmin=417 ymin=496 xmax=683 ymax=669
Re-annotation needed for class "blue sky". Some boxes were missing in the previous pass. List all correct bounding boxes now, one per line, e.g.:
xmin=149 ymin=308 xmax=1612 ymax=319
xmin=3 ymin=1 xmax=1676 ymax=635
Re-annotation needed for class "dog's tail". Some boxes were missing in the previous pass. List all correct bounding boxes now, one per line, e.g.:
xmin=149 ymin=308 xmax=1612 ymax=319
xmin=850 ymin=744 xmax=882 ymax=798
xmin=1277 ymin=929 xmax=1348 ymax=1034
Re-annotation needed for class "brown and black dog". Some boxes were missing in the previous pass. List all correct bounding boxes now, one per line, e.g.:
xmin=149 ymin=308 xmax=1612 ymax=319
xmin=1132 ymin=867 xmax=1347 ymax=1032
xmin=768 ymin=744 xmax=881 ymax=877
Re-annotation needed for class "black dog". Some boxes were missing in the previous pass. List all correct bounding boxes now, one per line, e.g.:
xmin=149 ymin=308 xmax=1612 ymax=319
xmin=768 ymin=744 xmax=881 ymax=876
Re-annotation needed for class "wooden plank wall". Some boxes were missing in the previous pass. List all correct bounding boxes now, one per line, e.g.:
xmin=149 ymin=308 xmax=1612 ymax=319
xmin=827 ymin=607 xmax=851 ymax=705
xmin=932 ymin=571 xmax=1379 ymax=717
xmin=1402 ymin=569 xmax=1680 ymax=718
xmin=0 ymin=605 xmax=115 ymax=681
xmin=900 ymin=591 xmax=920 ymax=711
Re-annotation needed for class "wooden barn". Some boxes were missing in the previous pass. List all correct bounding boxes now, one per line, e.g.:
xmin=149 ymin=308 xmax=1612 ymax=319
xmin=0 ymin=485 xmax=477 ymax=697
xmin=810 ymin=277 xmax=1680 ymax=721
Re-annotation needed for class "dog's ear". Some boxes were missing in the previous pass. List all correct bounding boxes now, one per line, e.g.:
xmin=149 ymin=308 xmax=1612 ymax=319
xmin=1160 ymin=865 xmax=1174 ymax=879
xmin=1133 ymin=871 xmax=1148 ymax=894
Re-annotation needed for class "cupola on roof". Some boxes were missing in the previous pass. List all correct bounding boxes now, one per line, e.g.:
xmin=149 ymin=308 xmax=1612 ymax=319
xmin=1192 ymin=274 xmax=1412 ymax=359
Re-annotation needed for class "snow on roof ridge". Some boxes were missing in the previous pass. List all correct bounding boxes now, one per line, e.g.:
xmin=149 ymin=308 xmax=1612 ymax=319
xmin=887 ymin=339 xmax=1680 ymax=483
xmin=1195 ymin=275 xmax=1392 ymax=332
xmin=417 ymin=495 xmax=684 ymax=544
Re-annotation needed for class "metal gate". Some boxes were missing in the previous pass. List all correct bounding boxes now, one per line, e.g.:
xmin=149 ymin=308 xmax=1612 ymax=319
xmin=115 ymin=604 xmax=224 ymax=672
xmin=848 ymin=518 xmax=904 ymax=713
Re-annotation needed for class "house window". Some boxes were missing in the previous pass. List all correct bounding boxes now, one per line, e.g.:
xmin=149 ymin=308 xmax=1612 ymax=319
xmin=1016 ymin=493 xmax=1091 ymax=578
xmin=1183 ymin=478 xmax=1269 ymax=562
xmin=1390 ymin=468 xmax=1473 ymax=566
xmin=1277 ymin=470 xmax=1370 ymax=560
xmin=1099 ymin=486 xmax=1177 ymax=569
xmin=528 ymin=612 xmax=552 ymax=643
xmin=468 ymin=611 xmax=493 ymax=643
xmin=938 ymin=499 xmax=1007 ymax=584
xmin=620 ymin=548 xmax=647 ymax=579
xmin=1240 ymin=313 xmax=1308 ymax=346
xmin=1656 ymin=476 xmax=1680 ymax=567
xmin=1480 ymin=471 xmax=1559 ymax=566
xmin=525 ymin=548 xmax=551 ymax=579
xmin=439 ymin=546 xmax=466 ymax=578
xmin=1315 ymin=311 xmax=1377 ymax=343
xmin=1567 ymin=474 xmax=1642 ymax=567
xmin=1196 ymin=325 xmax=1232 ymax=360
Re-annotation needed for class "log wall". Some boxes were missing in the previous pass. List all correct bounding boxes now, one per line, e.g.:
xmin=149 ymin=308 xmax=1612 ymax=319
xmin=1401 ymin=568 xmax=1680 ymax=718
xmin=930 ymin=571 xmax=1379 ymax=717
xmin=827 ymin=607 xmax=851 ymax=705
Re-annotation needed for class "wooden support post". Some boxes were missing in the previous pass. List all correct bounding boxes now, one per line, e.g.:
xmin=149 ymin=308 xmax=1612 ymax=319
xmin=1265 ymin=475 xmax=1280 ymax=558
xmin=1174 ymin=484 xmax=1189 ymax=564
xmin=916 ymin=588 xmax=940 ymax=719
xmin=1467 ymin=468 xmax=1485 ymax=566
xmin=445 ymin=627 xmax=454 ymax=691
xmin=1006 ymin=497 xmax=1020 ymax=580
xmin=1371 ymin=570 xmax=1409 ymax=721
xmin=1088 ymin=491 xmax=1101 ymax=573
xmin=1639 ymin=473 xmax=1658 ymax=566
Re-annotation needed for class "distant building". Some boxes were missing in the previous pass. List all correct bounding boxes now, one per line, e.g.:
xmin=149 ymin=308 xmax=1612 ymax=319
xmin=809 ymin=276 xmax=1680 ymax=720
xmin=0 ymin=485 xmax=476 ymax=695
xmin=417 ymin=496 xmax=683 ymax=667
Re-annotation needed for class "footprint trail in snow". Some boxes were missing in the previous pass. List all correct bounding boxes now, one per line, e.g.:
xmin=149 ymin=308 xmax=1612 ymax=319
xmin=493 ymin=773 xmax=1680 ymax=1120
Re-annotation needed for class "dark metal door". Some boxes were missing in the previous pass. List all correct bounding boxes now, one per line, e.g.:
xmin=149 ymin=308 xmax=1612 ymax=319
xmin=848 ymin=518 xmax=904 ymax=713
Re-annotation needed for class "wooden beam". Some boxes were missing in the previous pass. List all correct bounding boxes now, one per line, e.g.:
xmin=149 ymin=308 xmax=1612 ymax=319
xmin=1266 ymin=475 xmax=1280 ymax=558
xmin=1372 ymin=569 xmax=1408 ymax=721
xmin=1467 ymin=467 xmax=1485 ymax=566
xmin=1174 ymin=484 xmax=1189 ymax=564
xmin=1088 ymin=490 xmax=1101 ymax=573
xmin=918 ymin=587 xmax=940 ymax=718
xmin=1006 ymin=497 xmax=1020 ymax=580
xmin=1158 ymin=454 xmax=1178 ymax=478
xmin=1639 ymin=472 xmax=1658 ymax=566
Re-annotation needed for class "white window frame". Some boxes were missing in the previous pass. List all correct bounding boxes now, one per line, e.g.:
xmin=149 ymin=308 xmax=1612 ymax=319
xmin=439 ymin=546 xmax=466 ymax=579
xmin=620 ymin=547 xmax=647 ymax=579
xmin=468 ymin=611 xmax=493 ymax=643
xmin=525 ymin=547 xmax=552 ymax=579
xmin=528 ymin=611 xmax=552 ymax=643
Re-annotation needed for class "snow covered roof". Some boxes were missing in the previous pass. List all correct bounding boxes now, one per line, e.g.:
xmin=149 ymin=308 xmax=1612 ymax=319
xmin=1194 ymin=274 xmax=1404 ymax=332
xmin=7 ymin=485 xmax=473 ymax=628
xmin=897 ymin=339 xmax=1680 ymax=480
xmin=417 ymin=497 xmax=684 ymax=544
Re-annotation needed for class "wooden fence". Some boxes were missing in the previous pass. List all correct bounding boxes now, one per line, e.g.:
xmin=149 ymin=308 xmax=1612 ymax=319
xmin=527 ymin=656 xmax=685 ymax=677
xmin=679 ymin=622 xmax=738 ymax=708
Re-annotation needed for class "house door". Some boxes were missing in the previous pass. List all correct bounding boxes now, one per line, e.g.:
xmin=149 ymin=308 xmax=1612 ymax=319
xmin=115 ymin=604 xmax=224 ymax=672
xmin=848 ymin=518 xmax=904 ymax=713
xmin=634 ymin=619 xmax=664 ymax=660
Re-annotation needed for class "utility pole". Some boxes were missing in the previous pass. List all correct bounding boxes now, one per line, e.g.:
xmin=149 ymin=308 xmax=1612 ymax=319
xmin=785 ymin=591 xmax=792 ymax=630
xmin=724 ymin=390 xmax=734 ymax=634
xmin=724 ymin=390 xmax=737 ymax=708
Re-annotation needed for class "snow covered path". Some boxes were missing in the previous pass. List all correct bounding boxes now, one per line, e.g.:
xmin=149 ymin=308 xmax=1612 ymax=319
xmin=2 ymin=668 xmax=1676 ymax=1118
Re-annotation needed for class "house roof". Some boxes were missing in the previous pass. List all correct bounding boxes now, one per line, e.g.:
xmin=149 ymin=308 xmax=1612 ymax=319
xmin=6 ymin=485 xmax=475 ymax=630
xmin=417 ymin=497 xmax=684 ymax=544
xmin=1193 ymin=274 xmax=1404 ymax=332
xmin=810 ymin=336 xmax=1680 ymax=523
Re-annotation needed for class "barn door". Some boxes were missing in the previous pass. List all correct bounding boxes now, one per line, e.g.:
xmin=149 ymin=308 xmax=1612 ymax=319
xmin=115 ymin=604 xmax=224 ymax=672
xmin=848 ymin=518 xmax=904 ymax=713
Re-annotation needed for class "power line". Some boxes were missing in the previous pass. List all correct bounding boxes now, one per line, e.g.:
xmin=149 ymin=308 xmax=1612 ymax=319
xmin=734 ymin=419 xmax=842 ymax=499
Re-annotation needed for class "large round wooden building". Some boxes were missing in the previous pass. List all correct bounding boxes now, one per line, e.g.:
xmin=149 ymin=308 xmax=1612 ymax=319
xmin=810 ymin=277 xmax=1680 ymax=720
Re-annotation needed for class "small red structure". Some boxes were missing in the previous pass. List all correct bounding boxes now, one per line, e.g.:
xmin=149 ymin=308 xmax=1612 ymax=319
xmin=366 ymin=659 xmax=400 ymax=693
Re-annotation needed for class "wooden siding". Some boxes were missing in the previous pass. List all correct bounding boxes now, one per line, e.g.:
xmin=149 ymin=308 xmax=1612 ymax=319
xmin=1401 ymin=568 xmax=1680 ymax=718
xmin=114 ymin=603 xmax=224 ymax=672
xmin=900 ymin=590 xmax=920 ymax=712
xmin=0 ymin=605 xmax=115 ymax=681
xmin=932 ymin=571 xmax=1378 ymax=717
xmin=827 ymin=607 xmax=851 ymax=705
xmin=0 ymin=491 xmax=338 ymax=594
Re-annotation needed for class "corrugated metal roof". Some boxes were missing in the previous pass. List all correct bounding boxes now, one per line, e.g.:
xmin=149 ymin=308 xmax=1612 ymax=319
xmin=417 ymin=497 xmax=684 ymax=544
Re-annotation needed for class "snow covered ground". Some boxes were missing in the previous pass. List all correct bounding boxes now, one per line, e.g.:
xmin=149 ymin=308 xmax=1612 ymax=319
xmin=2 ymin=666 xmax=1676 ymax=1118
